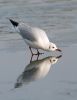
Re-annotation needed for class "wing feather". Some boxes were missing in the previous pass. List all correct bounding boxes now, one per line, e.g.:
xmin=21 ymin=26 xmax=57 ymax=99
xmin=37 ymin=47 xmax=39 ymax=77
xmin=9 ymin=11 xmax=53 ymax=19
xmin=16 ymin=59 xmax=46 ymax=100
xmin=18 ymin=23 xmax=49 ymax=43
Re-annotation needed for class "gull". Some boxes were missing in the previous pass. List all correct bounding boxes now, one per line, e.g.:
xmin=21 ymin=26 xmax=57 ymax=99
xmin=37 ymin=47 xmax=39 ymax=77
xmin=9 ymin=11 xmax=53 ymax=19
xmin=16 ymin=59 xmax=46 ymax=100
xmin=9 ymin=19 xmax=61 ymax=55
xmin=14 ymin=55 xmax=62 ymax=88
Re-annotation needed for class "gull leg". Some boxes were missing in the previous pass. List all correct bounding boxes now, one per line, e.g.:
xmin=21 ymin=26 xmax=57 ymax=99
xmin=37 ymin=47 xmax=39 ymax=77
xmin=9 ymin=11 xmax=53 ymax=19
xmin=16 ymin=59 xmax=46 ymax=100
xmin=36 ymin=49 xmax=44 ymax=60
xmin=37 ymin=49 xmax=40 ymax=56
xmin=29 ymin=47 xmax=44 ymax=56
xmin=37 ymin=49 xmax=44 ymax=55
xmin=29 ymin=47 xmax=34 ymax=56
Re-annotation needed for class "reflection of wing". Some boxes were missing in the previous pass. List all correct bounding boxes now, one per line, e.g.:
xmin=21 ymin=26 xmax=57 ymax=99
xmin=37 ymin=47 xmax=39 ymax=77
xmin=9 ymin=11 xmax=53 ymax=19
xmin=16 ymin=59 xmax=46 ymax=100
xmin=14 ymin=55 xmax=62 ymax=88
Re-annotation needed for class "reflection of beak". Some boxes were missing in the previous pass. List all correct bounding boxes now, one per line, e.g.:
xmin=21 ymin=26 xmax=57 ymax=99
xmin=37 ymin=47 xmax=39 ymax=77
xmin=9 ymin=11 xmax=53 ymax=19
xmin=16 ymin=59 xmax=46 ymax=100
xmin=56 ymin=48 xmax=62 ymax=52
xmin=56 ymin=55 xmax=62 ymax=59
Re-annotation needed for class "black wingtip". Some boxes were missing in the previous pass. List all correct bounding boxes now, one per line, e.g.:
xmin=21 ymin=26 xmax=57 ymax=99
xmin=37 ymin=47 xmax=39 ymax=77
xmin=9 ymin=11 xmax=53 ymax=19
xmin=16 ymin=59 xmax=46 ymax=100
xmin=9 ymin=19 xmax=19 ymax=27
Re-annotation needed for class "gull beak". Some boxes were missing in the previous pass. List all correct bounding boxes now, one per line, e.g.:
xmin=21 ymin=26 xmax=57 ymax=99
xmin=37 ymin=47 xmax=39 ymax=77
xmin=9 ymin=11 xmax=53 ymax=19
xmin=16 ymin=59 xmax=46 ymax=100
xmin=56 ymin=48 xmax=62 ymax=52
xmin=56 ymin=55 xmax=62 ymax=59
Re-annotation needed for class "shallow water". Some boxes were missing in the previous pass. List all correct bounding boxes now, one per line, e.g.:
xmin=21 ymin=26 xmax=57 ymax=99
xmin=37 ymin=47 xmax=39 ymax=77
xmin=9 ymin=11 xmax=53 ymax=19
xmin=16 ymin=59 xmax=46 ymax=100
xmin=0 ymin=0 xmax=77 ymax=100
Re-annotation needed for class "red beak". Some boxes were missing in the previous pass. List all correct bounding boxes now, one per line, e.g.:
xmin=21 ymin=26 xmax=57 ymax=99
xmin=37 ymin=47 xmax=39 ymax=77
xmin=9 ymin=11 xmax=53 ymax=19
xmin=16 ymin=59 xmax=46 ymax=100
xmin=56 ymin=48 xmax=62 ymax=52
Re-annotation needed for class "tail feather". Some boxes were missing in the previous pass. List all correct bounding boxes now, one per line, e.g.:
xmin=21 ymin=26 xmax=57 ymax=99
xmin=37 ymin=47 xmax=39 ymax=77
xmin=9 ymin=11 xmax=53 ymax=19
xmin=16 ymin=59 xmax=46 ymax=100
xmin=9 ymin=19 xmax=19 ymax=27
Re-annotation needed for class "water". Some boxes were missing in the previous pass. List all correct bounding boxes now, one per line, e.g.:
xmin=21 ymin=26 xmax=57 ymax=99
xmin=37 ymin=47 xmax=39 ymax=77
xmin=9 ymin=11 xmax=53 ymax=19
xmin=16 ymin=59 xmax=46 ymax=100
xmin=0 ymin=0 xmax=77 ymax=100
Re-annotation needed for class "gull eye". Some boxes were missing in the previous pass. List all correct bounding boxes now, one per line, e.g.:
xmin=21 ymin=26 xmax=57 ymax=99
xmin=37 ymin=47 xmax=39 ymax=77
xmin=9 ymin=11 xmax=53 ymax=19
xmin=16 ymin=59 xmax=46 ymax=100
xmin=53 ymin=59 xmax=55 ymax=62
xmin=49 ymin=46 xmax=51 ymax=49
xmin=52 ymin=46 xmax=54 ymax=49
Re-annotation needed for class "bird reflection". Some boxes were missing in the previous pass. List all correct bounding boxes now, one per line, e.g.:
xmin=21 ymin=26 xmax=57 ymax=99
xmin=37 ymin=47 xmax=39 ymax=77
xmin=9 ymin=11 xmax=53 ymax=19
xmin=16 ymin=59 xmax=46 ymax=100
xmin=14 ymin=55 xmax=62 ymax=88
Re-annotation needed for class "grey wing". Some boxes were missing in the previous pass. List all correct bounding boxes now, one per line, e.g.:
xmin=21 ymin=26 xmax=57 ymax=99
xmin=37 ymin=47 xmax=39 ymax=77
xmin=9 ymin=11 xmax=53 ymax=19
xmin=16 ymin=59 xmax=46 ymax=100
xmin=18 ymin=24 xmax=37 ymax=41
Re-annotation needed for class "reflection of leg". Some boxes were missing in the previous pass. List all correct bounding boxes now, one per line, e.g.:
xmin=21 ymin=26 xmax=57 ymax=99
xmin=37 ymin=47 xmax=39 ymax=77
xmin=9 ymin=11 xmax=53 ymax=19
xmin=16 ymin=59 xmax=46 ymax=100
xmin=37 ymin=53 xmax=39 ymax=60
xmin=37 ymin=49 xmax=40 ymax=56
xmin=36 ymin=49 xmax=39 ymax=60
xmin=30 ymin=54 xmax=33 ymax=63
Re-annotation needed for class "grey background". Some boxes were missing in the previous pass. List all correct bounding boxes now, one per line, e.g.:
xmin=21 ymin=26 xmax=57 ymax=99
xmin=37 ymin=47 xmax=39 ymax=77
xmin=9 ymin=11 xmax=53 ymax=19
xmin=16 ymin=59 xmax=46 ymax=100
xmin=0 ymin=0 xmax=77 ymax=100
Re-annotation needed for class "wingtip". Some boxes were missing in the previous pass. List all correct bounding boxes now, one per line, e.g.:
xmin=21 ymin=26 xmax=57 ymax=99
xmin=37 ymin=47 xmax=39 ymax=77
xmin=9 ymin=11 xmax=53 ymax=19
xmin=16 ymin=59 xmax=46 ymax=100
xmin=9 ymin=18 xmax=19 ymax=27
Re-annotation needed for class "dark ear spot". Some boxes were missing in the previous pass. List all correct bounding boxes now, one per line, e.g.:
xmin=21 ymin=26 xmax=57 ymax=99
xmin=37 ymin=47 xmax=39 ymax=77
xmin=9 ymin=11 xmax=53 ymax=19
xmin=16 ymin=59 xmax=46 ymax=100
xmin=50 ymin=59 xmax=51 ymax=62
xmin=52 ymin=46 xmax=55 ymax=49
xmin=53 ymin=59 xmax=56 ymax=62
xmin=49 ymin=46 xmax=50 ymax=49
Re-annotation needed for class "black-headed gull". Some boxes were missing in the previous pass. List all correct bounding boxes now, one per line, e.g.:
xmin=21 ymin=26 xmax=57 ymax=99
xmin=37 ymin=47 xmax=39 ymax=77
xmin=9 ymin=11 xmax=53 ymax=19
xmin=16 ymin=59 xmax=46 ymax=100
xmin=14 ymin=55 xmax=62 ymax=88
xmin=9 ymin=19 xmax=61 ymax=55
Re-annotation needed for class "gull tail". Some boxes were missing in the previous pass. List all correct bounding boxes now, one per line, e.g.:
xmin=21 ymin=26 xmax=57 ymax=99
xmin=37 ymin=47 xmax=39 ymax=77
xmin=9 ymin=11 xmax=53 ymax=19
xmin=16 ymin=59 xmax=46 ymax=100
xmin=9 ymin=19 xmax=19 ymax=27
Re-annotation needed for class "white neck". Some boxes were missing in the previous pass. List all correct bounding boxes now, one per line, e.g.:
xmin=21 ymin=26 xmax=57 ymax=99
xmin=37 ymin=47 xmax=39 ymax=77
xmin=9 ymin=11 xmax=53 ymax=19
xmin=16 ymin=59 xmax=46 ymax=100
xmin=42 ymin=42 xmax=50 ymax=51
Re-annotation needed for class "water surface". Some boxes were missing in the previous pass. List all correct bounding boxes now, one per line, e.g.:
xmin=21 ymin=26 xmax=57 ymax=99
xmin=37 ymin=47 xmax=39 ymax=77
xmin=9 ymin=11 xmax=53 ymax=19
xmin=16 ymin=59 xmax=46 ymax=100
xmin=0 ymin=0 xmax=77 ymax=100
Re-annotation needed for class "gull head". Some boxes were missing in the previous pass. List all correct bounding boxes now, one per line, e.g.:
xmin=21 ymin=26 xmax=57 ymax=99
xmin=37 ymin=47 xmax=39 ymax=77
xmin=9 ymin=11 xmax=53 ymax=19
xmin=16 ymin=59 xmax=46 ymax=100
xmin=49 ymin=55 xmax=62 ymax=64
xmin=48 ymin=42 xmax=62 ymax=52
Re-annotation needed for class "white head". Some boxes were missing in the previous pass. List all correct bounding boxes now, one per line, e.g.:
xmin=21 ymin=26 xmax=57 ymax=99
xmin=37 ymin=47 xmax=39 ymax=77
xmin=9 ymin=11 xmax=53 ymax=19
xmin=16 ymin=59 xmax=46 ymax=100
xmin=49 ymin=55 xmax=62 ymax=64
xmin=49 ymin=57 xmax=58 ymax=65
xmin=48 ymin=42 xmax=62 ymax=52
